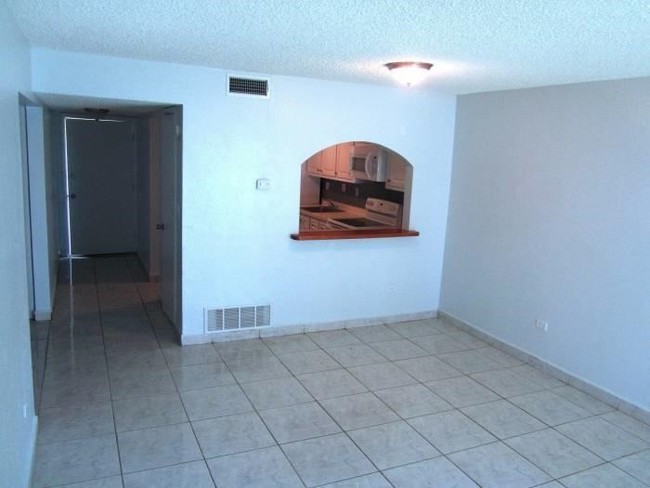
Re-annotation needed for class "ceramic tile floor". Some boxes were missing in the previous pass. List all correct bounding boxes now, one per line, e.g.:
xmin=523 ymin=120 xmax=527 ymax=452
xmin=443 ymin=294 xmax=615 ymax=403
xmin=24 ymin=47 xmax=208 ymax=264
xmin=31 ymin=255 xmax=650 ymax=487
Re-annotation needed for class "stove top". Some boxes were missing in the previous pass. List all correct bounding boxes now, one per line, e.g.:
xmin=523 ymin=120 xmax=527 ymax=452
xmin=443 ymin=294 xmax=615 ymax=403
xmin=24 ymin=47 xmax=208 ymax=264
xmin=331 ymin=218 xmax=391 ymax=229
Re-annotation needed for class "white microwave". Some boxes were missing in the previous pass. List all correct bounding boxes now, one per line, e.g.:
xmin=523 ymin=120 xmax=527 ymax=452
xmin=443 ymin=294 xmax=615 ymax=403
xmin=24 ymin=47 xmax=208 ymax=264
xmin=349 ymin=145 xmax=387 ymax=182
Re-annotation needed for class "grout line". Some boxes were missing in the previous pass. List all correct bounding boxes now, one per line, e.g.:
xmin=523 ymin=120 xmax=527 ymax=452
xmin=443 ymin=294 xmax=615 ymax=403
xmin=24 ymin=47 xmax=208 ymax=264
xmin=93 ymin=256 xmax=126 ymax=486
xmin=254 ymin=332 xmax=444 ymax=486
xmin=206 ymin=338 xmax=310 ymax=486
xmin=37 ymin=262 xmax=649 ymax=487
xmin=123 ymin=254 xmax=217 ymax=486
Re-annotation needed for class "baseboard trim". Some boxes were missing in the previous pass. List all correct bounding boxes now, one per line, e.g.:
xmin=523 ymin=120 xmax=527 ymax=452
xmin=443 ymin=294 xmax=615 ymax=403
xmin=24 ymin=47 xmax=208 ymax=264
xmin=437 ymin=310 xmax=650 ymax=425
xmin=27 ymin=415 xmax=38 ymax=488
xmin=181 ymin=310 xmax=438 ymax=345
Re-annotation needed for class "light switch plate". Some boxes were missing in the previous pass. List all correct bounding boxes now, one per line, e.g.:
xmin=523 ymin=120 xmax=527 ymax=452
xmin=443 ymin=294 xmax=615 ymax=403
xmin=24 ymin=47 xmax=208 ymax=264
xmin=256 ymin=178 xmax=270 ymax=191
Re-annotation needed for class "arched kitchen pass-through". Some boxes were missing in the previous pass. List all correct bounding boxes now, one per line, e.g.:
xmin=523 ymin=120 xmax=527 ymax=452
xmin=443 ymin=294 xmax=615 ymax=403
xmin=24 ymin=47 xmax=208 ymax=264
xmin=294 ymin=141 xmax=417 ymax=240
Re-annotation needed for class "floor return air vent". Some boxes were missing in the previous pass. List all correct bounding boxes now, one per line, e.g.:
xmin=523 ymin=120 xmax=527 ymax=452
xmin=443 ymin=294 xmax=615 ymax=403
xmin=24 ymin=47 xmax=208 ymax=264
xmin=205 ymin=305 xmax=271 ymax=332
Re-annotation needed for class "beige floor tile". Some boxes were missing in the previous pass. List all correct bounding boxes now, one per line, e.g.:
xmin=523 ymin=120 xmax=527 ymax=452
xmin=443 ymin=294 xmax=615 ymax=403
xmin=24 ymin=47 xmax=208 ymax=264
xmin=38 ymin=402 xmax=114 ymax=444
xmin=320 ymin=392 xmax=399 ymax=431
xmin=297 ymin=369 xmax=368 ymax=400
xmin=180 ymin=384 xmax=253 ymax=421
xmin=117 ymin=422 xmax=202 ymax=473
xmin=282 ymin=433 xmax=375 ymax=487
xmin=192 ymin=412 xmax=275 ymax=458
xmin=560 ymin=463 xmax=646 ymax=488
xmin=461 ymin=399 xmax=546 ymax=439
xmin=123 ymin=460 xmax=215 ymax=488
xmin=505 ymin=428 xmax=602 ymax=478
xmin=426 ymin=375 xmax=500 ymax=408
xmin=408 ymin=410 xmax=496 ymax=454
xmin=32 ymin=435 xmax=120 ymax=488
xmin=113 ymin=392 xmax=187 ymax=432
xmin=348 ymin=362 xmax=417 ymax=391
xmin=374 ymin=383 xmax=452 ymax=419
xmin=556 ymin=417 xmax=649 ymax=461
xmin=348 ymin=421 xmax=440 ymax=469
xmin=240 ymin=376 xmax=313 ymax=410
xmin=384 ymin=457 xmax=479 ymax=488
xmin=449 ymin=442 xmax=551 ymax=488
xmin=207 ymin=446 xmax=302 ymax=487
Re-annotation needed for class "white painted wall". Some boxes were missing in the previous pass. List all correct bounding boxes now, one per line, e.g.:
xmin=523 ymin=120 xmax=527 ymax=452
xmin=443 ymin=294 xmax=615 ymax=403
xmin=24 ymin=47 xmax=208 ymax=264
xmin=26 ymin=105 xmax=58 ymax=320
xmin=31 ymin=49 xmax=456 ymax=339
xmin=0 ymin=2 xmax=38 ymax=487
xmin=441 ymin=77 xmax=650 ymax=411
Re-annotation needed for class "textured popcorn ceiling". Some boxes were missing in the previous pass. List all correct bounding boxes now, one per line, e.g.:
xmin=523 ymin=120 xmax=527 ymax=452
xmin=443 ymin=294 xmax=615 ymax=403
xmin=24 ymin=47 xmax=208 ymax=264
xmin=7 ymin=0 xmax=650 ymax=94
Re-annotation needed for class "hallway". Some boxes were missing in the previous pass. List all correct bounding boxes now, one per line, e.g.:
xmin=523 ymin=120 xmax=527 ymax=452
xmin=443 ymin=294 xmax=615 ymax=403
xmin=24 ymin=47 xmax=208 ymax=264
xmin=32 ymin=255 xmax=182 ymax=487
xmin=31 ymin=256 xmax=650 ymax=487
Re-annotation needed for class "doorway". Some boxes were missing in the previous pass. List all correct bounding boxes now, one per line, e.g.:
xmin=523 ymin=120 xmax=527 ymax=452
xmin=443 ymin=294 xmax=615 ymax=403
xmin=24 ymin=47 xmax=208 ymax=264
xmin=52 ymin=100 xmax=183 ymax=333
xmin=64 ymin=117 xmax=137 ymax=256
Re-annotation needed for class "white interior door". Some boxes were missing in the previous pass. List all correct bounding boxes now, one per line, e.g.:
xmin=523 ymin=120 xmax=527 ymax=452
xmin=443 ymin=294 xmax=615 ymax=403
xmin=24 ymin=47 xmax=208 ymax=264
xmin=66 ymin=118 xmax=137 ymax=255
xmin=159 ymin=109 xmax=181 ymax=328
xmin=19 ymin=104 xmax=35 ymax=315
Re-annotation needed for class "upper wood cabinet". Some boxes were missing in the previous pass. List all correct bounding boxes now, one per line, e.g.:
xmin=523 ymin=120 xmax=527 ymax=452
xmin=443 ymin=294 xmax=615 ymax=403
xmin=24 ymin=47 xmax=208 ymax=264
xmin=321 ymin=145 xmax=337 ymax=177
xmin=386 ymin=151 xmax=410 ymax=192
xmin=334 ymin=143 xmax=354 ymax=181
xmin=307 ymin=151 xmax=322 ymax=176
xmin=306 ymin=143 xmax=356 ymax=182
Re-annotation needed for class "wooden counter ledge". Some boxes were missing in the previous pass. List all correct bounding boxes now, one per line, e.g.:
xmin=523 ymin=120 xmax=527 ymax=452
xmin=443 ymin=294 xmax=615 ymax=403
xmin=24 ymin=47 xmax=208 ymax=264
xmin=290 ymin=229 xmax=419 ymax=241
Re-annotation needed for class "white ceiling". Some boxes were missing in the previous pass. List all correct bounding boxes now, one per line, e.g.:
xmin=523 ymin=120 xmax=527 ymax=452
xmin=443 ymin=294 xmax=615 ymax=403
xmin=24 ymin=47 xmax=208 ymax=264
xmin=7 ymin=0 xmax=650 ymax=94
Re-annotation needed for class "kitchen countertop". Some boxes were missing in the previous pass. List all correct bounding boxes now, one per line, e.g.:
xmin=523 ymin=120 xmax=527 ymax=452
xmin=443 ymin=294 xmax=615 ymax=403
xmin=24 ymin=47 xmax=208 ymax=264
xmin=291 ymin=228 xmax=419 ymax=241
xmin=299 ymin=204 xmax=361 ymax=220
xmin=297 ymin=201 xmax=418 ymax=240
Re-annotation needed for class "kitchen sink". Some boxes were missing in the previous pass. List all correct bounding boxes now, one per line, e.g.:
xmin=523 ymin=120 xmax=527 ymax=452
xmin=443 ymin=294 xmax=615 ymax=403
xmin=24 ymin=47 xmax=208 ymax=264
xmin=301 ymin=205 xmax=340 ymax=213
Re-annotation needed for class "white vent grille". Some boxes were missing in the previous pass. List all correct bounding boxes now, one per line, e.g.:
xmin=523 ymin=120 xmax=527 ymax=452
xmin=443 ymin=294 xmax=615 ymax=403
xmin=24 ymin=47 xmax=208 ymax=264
xmin=228 ymin=75 xmax=269 ymax=97
xmin=240 ymin=307 xmax=256 ymax=328
xmin=224 ymin=308 xmax=240 ymax=330
xmin=205 ymin=304 xmax=272 ymax=333
xmin=256 ymin=305 xmax=271 ymax=327
xmin=206 ymin=308 xmax=224 ymax=332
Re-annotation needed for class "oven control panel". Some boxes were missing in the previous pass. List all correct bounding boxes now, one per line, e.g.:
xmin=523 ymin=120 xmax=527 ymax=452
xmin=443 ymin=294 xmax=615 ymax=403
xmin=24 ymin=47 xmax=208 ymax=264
xmin=365 ymin=198 xmax=401 ymax=217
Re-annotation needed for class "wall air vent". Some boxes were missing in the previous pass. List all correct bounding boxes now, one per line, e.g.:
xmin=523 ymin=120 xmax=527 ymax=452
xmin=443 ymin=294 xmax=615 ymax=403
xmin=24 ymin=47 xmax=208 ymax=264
xmin=205 ymin=304 xmax=271 ymax=333
xmin=228 ymin=75 xmax=270 ymax=98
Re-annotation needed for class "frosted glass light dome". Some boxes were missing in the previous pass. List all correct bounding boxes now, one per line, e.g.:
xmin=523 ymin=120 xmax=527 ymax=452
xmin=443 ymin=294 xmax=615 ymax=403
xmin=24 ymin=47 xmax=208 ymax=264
xmin=385 ymin=61 xmax=433 ymax=87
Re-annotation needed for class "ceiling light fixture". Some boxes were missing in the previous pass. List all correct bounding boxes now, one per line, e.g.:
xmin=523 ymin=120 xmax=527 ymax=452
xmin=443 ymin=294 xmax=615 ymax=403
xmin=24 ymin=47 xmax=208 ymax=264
xmin=385 ymin=61 xmax=433 ymax=87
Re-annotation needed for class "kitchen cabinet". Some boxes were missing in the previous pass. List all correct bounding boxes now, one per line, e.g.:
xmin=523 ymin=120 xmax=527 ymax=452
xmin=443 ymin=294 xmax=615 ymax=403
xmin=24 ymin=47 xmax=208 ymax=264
xmin=320 ymin=145 xmax=337 ymax=177
xmin=334 ymin=143 xmax=355 ymax=181
xmin=307 ymin=151 xmax=322 ymax=177
xmin=306 ymin=143 xmax=356 ymax=182
xmin=299 ymin=214 xmax=310 ymax=231
xmin=386 ymin=152 xmax=411 ymax=192
xmin=304 ymin=214 xmax=334 ymax=230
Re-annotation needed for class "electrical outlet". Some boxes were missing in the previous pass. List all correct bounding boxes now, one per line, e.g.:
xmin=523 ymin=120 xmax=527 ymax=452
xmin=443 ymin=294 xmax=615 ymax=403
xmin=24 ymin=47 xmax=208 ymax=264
xmin=341 ymin=183 xmax=346 ymax=192
xmin=355 ymin=187 xmax=360 ymax=197
xmin=535 ymin=319 xmax=549 ymax=332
